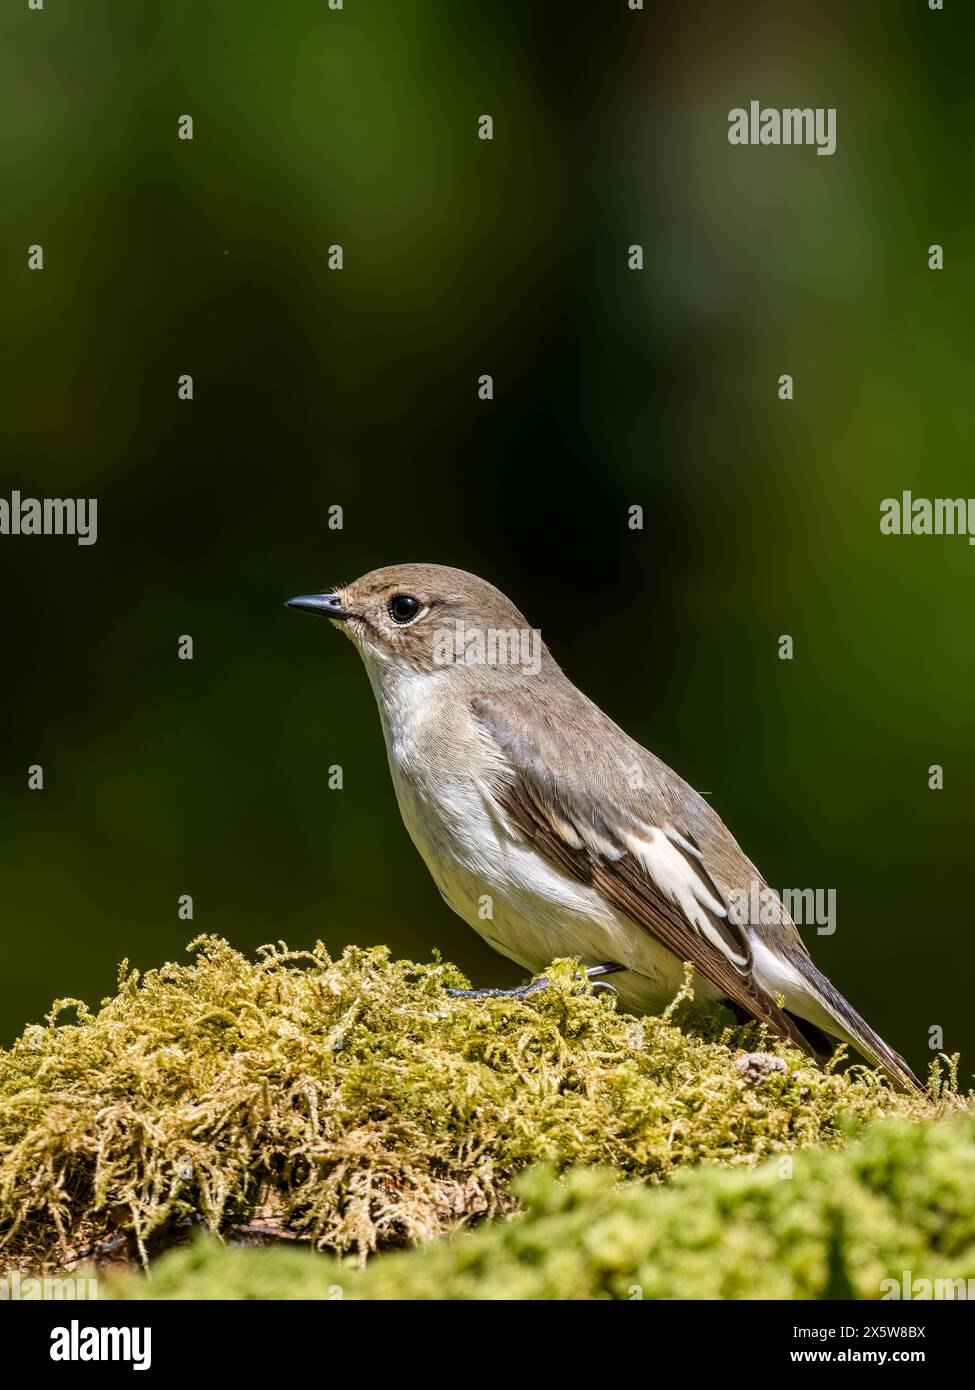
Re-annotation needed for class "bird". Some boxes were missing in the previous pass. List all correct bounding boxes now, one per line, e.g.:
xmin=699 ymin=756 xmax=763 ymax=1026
xmin=286 ymin=563 xmax=921 ymax=1091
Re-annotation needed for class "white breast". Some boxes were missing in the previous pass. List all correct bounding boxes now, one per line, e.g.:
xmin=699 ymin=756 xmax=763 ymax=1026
xmin=361 ymin=656 xmax=720 ymax=1013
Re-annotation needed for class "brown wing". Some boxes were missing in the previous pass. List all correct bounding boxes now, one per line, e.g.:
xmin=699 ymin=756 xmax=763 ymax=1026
xmin=472 ymin=696 xmax=816 ymax=1058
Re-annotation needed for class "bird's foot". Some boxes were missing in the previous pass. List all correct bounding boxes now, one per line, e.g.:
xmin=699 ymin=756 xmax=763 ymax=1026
xmin=445 ymin=962 xmax=624 ymax=1000
xmin=444 ymin=980 xmax=549 ymax=1000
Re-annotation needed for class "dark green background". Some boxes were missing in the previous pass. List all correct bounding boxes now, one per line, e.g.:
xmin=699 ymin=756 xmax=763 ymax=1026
xmin=1 ymin=1 xmax=971 ymax=1078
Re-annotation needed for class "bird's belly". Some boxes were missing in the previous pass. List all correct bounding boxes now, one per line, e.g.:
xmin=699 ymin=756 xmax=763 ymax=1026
xmin=390 ymin=764 xmax=721 ymax=1015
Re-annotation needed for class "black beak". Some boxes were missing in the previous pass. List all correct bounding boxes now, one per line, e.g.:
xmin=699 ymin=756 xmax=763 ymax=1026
xmin=285 ymin=593 xmax=351 ymax=621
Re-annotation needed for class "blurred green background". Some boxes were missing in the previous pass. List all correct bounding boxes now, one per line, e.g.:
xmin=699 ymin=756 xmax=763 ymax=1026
xmin=1 ymin=1 xmax=971 ymax=1079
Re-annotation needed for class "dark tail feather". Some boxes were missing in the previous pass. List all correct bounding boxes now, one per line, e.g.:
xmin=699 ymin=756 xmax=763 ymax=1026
xmin=788 ymin=953 xmax=923 ymax=1093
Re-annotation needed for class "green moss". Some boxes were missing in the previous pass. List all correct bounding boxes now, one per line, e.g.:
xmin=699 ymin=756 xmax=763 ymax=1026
xmin=0 ymin=936 xmax=958 ymax=1274
xmin=106 ymin=1111 xmax=975 ymax=1300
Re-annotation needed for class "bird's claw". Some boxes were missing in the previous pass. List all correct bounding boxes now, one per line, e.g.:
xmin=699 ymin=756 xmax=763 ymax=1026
xmin=445 ymin=963 xmax=623 ymax=1001
xmin=590 ymin=980 xmax=620 ymax=997
xmin=445 ymin=979 xmax=549 ymax=1000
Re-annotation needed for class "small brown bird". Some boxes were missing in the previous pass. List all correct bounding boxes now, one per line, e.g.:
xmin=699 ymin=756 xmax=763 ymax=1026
xmin=287 ymin=563 xmax=921 ymax=1091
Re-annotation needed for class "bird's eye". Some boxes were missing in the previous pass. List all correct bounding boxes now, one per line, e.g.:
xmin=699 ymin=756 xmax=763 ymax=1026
xmin=388 ymin=594 xmax=422 ymax=625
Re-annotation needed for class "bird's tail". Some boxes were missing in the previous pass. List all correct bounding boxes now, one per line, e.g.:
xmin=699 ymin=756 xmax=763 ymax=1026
xmin=786 ymin=950 xmax=923 ymax=1093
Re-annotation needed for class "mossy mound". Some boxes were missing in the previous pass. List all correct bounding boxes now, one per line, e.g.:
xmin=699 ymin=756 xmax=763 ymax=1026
xmin=106 ymin=1110 xmax=975 ymax=1300
xmin=0 ymin=936 xmax=954 ymax=1273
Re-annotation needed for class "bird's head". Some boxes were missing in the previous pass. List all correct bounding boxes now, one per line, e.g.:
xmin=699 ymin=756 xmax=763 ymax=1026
xmin=286 ymin=563 xmax=548 ymax=689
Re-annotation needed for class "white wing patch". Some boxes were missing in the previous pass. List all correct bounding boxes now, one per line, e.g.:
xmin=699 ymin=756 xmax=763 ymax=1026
xmin=622 ymin=825 xmax=750 ymax=970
